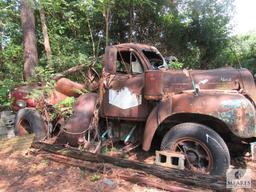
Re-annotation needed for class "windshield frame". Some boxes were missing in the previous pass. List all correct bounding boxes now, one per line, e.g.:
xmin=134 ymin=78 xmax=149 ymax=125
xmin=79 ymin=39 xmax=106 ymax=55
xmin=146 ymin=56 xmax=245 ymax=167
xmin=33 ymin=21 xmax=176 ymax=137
xmin=142 ymin=48 xmax=168 ymax=70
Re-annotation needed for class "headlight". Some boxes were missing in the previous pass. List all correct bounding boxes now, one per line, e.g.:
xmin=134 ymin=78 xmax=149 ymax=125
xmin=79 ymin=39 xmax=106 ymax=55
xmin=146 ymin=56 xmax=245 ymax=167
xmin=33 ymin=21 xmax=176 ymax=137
xmin=16 ymin=100 xmax=27 ymax=108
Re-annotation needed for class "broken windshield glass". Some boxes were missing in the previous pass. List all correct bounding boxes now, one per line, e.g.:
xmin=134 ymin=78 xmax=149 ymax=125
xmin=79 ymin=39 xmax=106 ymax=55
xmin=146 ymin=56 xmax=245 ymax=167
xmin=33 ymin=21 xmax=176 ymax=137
xmin=142 ymin=50 xmax=167 ymax=70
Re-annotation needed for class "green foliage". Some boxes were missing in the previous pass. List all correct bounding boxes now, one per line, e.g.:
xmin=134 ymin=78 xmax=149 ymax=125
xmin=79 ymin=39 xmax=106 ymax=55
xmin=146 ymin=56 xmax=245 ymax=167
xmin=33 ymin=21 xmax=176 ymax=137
xmin=169 ymin=61 xmax=184 ymax=69
xmin=216 ymin=33 xmax=256 ymax=73
xmin=1 ymin=0 xmax=237 ymax=75
xmin=35 ymin=0 xmax=97 ymax=71
xmin=0 ymin=44 xmax=23 ymax=80
xmin=0 ymin=79 xmax=16 ymax=108
xmin=32 ymin=66 xmax=55 ymax=83
xmin=53 ymin=97 xmax=75 ymax=120
xmin=28 ymin=66 xmax=55 ymax=103
xmin=1 ymin=0 xmax=23 ymax=68
xmin=0 ymin=1 xmax=23 ymax=107
xmin=101 ymin=146 xmax=118 ymax=154
xmin=163 ymin=0 xmax=234 ymax=69
xmin=2 ymin=0 xmax=256 ymax=109
xmin=90 ymin=174 xmax=101 ymax=182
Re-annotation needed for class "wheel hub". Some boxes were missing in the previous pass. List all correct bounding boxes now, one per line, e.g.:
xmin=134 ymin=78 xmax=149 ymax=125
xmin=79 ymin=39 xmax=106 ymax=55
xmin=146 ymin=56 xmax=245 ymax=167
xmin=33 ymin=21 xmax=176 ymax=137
xmin=186 ymin=150 xmax=199 ymax=163
xmin=173 ymin=137 xmax=213 ymax=174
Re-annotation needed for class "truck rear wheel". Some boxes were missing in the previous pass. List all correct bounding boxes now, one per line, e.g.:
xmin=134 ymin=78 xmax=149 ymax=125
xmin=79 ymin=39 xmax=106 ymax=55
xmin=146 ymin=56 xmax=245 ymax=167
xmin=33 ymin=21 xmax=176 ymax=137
xmin=15 ymin=108 xmax=47 ymax=141
xmin=160 ymin=123 xmax=230 ymax=175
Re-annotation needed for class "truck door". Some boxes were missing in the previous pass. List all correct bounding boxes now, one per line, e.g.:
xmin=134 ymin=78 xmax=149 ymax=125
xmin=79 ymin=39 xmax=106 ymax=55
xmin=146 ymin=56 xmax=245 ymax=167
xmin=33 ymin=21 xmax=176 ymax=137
xmin=102 ymin=48 xmax=149 ymax=120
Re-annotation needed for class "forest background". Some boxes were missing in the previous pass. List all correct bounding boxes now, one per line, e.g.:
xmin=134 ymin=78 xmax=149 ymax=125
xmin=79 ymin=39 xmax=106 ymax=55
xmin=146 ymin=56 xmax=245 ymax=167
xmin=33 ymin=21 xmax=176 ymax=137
xmin=1 ymin=0 xmax=256 ymax=106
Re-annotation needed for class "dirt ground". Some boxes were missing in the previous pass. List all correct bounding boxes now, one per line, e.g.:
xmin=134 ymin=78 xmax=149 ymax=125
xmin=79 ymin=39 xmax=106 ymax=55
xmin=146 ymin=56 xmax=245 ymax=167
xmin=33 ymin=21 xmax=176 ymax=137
xmin=0 ymin=135 xmax=255 ymax=192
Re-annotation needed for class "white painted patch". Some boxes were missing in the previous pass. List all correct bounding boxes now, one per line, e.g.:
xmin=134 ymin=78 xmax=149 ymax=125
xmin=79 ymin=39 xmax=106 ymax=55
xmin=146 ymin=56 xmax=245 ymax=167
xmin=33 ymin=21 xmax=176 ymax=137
xmin=109 ymin=87 xmax=142 ymax=109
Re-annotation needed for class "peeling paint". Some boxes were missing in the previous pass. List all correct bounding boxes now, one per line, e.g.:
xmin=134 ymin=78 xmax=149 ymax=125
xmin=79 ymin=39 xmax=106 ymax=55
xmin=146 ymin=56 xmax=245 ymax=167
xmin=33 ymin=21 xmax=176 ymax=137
xmin=109 ymin=87 xmax=142 ymax=109
xmin=217 ymin=99 xmax=256 ymax=137
xmin=221 ymin=99 xmax=248 ymax=109
xmin=217 ymin=110 xmax=236 ymax=125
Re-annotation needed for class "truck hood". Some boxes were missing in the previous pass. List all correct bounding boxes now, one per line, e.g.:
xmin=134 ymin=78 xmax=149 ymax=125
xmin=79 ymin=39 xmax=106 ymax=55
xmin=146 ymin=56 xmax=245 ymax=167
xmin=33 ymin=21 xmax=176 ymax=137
xmin=162 ymin=67 xmax=256 ymax=102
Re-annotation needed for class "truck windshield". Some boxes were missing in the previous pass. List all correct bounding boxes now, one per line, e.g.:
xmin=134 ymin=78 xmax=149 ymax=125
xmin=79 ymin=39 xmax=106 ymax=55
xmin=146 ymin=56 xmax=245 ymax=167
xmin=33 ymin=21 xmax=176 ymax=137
xmin=142 ymin=50 xmax=167 ymax=70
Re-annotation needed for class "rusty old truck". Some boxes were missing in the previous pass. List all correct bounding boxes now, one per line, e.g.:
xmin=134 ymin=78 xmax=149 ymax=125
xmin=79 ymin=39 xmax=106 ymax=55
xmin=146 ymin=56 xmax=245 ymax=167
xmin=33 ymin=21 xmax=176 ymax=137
xmin=14 ymin=43 xmax=256 ymax=176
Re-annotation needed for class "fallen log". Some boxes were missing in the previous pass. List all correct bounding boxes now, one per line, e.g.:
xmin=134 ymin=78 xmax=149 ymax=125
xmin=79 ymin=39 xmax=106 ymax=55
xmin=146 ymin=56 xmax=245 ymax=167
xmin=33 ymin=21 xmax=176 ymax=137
xmin=32 ymin=149 xmax=196 ymax=192
xmin=34 ymin=151 xmax=112 ymax=173
xmin=61 ymin=63 xmax=90 ymax=77
xmin=31 ymin=142 xmax=226 ymax=190
xmin=52 ymin=63 xmax=91 ymax=80
xmin=55 ymin=55 xmax=102 ymax=79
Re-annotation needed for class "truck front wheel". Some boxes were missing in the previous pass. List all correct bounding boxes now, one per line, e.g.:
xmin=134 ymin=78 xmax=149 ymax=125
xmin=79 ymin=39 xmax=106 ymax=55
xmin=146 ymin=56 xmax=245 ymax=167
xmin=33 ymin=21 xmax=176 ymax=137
xmin=15 ymin=108 xmax=47 ymax=141
xmin=160 ymin=123 xmax=230 ymax=175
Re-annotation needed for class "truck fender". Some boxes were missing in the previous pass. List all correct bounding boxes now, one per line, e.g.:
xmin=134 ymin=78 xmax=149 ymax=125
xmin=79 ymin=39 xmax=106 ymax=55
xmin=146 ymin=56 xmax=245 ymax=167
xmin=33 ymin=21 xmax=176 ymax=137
xmin=56 ymin=93 xmax=98 ymax=146
xmin=142 ymin=91 xmax=256 ymax=151
xmin=142 ymin=97 xmax=172 ymax=151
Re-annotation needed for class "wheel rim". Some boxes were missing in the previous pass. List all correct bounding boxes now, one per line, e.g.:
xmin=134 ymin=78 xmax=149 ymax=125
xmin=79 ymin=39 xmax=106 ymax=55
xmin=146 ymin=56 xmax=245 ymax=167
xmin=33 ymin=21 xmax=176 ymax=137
xmin=17 ymin=120 xmax=31 ymax=136
xmin=172 ymin=137 xmax=213 ymax=174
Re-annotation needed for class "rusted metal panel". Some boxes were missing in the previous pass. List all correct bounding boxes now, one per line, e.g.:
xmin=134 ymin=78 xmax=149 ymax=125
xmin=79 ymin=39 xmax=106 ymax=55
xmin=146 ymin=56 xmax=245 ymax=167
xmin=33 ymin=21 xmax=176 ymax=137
xmin=55 ymin=77 xmax=85 ymax=97
xmin=144 ymin=70 xmax=163 ymax=100
xmin=239 ymin=68 xmax=256 ymax=103
xmin=102 ymin=44 xmax=154 ymax=120
xmin=142 ymin=97 xmax=172 ymax=151
xmin=47 ymin=90 xmax=68 ymax=105
xmin=101 ymin=73 xmax=149 ymax=120
xmin=143 ymin=90 xmax=256 ymax=151
xmin=191 ymin=68 xmax=241 ymax=90
xmin=171 ymin=91 xmax=256 ymax=138
xmin=113 ymin=43 xmax=160 ymax=71
xmin=162 ymin=68 xmax=241 ymax=94
xmin=57 ymin=93 xmax=98 ymax=146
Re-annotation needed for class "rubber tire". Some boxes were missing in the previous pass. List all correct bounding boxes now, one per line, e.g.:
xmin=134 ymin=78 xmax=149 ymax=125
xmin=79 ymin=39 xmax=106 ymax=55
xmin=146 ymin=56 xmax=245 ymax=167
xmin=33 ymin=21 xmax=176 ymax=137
xmin=14 ymin=108 xmax=47 ymax=141
xmin=161 ymin=123 xmax=230 ymax=176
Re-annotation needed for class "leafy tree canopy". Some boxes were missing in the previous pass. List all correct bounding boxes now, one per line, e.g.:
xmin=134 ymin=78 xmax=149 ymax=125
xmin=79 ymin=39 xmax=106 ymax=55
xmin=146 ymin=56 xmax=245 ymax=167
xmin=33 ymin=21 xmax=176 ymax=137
xmin=1 ymin=0 xmax=256 ymax=106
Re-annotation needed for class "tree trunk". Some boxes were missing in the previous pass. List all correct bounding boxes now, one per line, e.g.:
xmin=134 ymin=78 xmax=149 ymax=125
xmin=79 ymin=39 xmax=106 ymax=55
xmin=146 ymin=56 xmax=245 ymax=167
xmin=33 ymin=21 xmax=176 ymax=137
xmin=87 ymin=18 xmax=96 ymax=58
xmin=129 ymin=0 xmax=133 ymax=42
xmin=0 ymin=22 xmax=3 ymax=70
xmin=103 ymin=1 xmax=111 ymax=47
xmin=104 ymin=9 xmax=110 ymax=47
xmin=39 ymin=5 xmax=52 ymax=66
xmin=21 ymin=0 xmax=38 ymax=81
